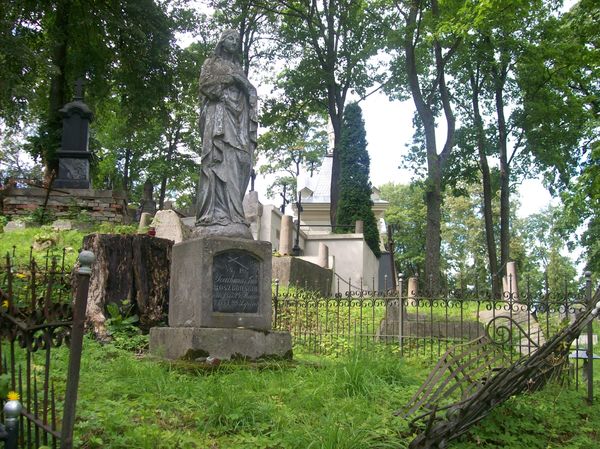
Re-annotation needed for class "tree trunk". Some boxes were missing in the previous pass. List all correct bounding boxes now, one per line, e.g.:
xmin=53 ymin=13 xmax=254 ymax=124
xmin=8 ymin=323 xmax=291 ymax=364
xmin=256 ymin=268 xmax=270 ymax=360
xmin=46 ymin=0 xmax=70 ymax=180
xmin=404 ymin=1 xmax=457 ymax=295
xmin=158 ymin=126 xmax=180 ymax=209
xmin=495 ymin=67 xmax=510 ymax=276
xmin=123 ymin=145 xmax=131 ymax=193
xmin=470 ymin=71 xmax=501 ymax=299
xmin=80 ymin=233 xmax=173 ymax=339
xmin=329 ymin=110 xmax=342 ymax=228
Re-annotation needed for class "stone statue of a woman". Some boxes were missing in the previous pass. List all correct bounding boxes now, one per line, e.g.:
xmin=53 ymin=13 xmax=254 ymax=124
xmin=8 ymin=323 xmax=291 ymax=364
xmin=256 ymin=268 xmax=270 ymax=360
xmin=194 ymin=29 xmax=257 ymax=239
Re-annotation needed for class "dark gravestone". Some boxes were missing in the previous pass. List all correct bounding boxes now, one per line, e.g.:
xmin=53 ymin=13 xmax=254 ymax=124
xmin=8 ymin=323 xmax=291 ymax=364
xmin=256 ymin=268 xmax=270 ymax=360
xmin=54 ymin=79 xmax=93 ymax=189
xmin=213 ymin=251 xmax=260 ymax=313
xmin=138 ymin=179 xmax=157 ymax=216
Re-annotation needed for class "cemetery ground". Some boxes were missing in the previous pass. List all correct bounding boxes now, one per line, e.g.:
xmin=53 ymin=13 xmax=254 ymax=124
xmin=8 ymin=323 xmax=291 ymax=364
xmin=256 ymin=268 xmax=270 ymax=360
xmin=2 ymin=227 xmax=600 ymax=448
xmin=27 ymin=338 xmax=600 ymax=448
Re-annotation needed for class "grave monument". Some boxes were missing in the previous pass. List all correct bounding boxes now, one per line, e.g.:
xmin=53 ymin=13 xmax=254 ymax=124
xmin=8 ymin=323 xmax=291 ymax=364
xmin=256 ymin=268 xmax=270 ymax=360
xmin=54 ymin=79 xmax=93 ymax=189
xmin=150 ymin=29 xmax=292 ymax=361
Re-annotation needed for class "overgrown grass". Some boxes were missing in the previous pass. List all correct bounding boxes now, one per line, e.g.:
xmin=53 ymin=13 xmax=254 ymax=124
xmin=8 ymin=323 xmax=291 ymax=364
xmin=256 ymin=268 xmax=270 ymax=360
xmin=0 ymin=227 xmax=85 ymax=268
xmin=17 ymin=337 xmax=600 ymax=449
xmin=0 ymin=225 xmax=136 ymax=269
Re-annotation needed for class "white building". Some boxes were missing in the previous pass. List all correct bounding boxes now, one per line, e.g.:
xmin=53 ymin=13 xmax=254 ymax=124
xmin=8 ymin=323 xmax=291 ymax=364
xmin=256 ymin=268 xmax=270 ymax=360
xmin=247 ymin=153 xmax=391 ymax=294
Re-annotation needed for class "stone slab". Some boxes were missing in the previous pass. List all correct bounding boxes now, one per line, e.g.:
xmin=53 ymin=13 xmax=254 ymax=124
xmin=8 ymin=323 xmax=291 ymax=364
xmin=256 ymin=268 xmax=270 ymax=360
xmin=151 ymin=210 xmax=190 ymax=243
xmin=4 ymin=221 xmax=26 ymax=232
xmin=149 ymin=327 xmax=292 ymax=361
xmin=52 ymin=219 xmax=73 ymax=231
xmin=169 ymin=236 xmax=272 ymax=330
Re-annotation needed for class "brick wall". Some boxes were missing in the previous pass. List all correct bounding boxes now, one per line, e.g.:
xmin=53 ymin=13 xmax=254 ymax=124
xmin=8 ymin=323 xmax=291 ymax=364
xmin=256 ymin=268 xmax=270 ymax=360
xmin=2 ymin=187 xmax=128 ymax=223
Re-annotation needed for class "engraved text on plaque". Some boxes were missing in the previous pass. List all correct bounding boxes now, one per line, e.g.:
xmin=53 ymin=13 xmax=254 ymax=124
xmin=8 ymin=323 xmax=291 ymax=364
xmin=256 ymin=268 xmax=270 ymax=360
xmin=212 ymin=250 xmax=260 ymax=313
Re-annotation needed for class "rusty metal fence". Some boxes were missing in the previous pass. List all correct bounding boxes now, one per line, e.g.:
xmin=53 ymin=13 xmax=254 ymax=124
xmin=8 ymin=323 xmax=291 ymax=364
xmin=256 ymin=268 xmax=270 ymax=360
xmin=0 ymin=249 xmax=93 ymax=449
xmin=272 ymin=274 xmax=596 ymax=366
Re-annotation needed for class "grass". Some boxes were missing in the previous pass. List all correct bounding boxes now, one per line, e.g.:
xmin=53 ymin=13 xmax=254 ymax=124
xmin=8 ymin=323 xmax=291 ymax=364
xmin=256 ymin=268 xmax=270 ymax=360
xmin=0 ymin=227 xmax=86 ymax=269
xmin=0 ymin=224 xmax=138 ymax=271
xmin=15 ymin=337 xmax=600 ymax=449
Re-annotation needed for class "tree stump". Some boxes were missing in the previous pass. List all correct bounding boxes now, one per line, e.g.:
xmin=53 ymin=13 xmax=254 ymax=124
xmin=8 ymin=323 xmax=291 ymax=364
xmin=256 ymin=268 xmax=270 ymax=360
xmin=80 ymin=233 xmax=172 ymax=338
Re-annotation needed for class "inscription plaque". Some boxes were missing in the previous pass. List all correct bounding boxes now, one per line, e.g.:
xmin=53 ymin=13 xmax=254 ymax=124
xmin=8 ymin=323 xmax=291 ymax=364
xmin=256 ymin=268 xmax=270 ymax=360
xmin=213 ymin=250 xmax=260 ymax=313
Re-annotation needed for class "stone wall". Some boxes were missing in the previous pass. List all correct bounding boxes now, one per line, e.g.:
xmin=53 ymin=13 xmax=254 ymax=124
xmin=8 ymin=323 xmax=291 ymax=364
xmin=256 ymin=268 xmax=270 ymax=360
xmin=2 ymin=187 xmax=127 ymax=223
xmin=272 ymin=256 xmax=333 ymax=296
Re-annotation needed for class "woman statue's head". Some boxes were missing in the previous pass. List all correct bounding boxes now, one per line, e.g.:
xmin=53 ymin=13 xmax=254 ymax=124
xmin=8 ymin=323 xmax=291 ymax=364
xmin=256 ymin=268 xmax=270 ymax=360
xmin=215 ymin=29 xmax=240 ymax=59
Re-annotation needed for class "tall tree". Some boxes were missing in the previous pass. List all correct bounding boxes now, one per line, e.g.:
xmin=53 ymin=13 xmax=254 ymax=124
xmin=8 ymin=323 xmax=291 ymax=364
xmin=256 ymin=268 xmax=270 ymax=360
xmin=387 ymin=0 xmax=462 ymax=294
xmin=0 ymin=2 xmax=43 ymax=125
xmin=379 ymin=182 xmax=427 ymax=280
xmin=518 ymin=0 xmax=599 ymax=276
xmin=209 ymin=0 xmax=278 ymax=76
xmin=257 ymin=112 xmax=327 ymax=204
xmin=336 ymin=102 xmax=380 ymax=257
xmin=445 ymin=0 xmax=547 ymax=297
xmin=256 ymin=0 xmax=385 ymax=227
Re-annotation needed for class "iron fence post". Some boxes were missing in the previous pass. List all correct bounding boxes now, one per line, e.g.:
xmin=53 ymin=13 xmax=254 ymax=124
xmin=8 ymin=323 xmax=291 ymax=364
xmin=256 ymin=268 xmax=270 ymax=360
xmin=398 ymin=273 xmax=404 ymax=356
xmin=2 ymin=398 xmax=21 ymax=449
xmin=274 ymin=279 xmax=280 ymax=328
xmin=60 ymin=250 xmax=95 ymax=449
xmin=585 ymin=271 xmax=593 ymax=405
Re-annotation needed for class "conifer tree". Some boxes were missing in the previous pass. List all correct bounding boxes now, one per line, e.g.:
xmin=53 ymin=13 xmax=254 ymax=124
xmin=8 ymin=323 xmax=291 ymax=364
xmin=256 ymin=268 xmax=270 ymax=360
xmin=336 ymin=102 xmax=380 ymax=257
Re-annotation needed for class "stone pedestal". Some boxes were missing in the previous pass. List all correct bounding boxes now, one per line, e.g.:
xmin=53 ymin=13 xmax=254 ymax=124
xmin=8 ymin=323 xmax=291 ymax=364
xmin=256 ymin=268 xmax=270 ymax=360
xmin=150 ymin=327 xmax=292 ymax=360
xmin=150 ymin=235 xmax=292 ymax=360
xmin=54 ymin=152 xmax=91 ymax=189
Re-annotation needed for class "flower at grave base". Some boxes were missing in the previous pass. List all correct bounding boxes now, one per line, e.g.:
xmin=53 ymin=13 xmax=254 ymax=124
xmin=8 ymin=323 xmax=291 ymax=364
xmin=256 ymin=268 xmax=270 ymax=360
xmin=1 ymin=300 xmax=8 ymax=309
xmin=7 ymin=391 xmax=20 ymax=401
xmin=15 ymin=273 xmax=27 ymax=279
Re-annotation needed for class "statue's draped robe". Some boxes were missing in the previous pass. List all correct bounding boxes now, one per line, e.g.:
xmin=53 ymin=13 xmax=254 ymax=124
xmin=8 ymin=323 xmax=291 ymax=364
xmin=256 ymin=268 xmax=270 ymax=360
xmin=195 ymin=56 xmax=257 ymax=226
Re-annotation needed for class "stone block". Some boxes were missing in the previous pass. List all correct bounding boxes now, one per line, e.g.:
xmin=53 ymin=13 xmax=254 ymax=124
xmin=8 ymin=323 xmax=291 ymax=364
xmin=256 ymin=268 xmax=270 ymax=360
xmin=4 ymin=221 xmax=27 ymax=232
xmin=169 ymin=236 xmax=272 ymax=330
xmin=151 ymin=210 xmax=190 ymax=244
xmin=149 ymin=327 xmax=292 ymax=361
xmin=52 ymin=219 xmax=73 ymax=231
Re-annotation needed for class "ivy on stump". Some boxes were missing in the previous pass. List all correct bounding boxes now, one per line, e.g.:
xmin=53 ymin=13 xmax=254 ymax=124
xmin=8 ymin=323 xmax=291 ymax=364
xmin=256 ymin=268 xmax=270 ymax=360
xmin=336 ymin=102 xmax=380 ymax=257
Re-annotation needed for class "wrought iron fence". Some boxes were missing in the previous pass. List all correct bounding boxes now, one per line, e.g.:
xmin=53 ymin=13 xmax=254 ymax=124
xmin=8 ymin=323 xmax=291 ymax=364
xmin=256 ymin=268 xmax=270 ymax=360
xmin=272 ymin=274 xmax=595 ymax=365
xmin=0 ymin=249 xmax=93 ymax=449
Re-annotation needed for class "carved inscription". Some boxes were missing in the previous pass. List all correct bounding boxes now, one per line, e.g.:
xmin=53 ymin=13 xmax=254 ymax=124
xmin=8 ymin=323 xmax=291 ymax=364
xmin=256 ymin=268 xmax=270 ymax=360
xmin=59 ymin=158 xmax=89 ymax=180
xmin=213 ymin=250 xmax=260 ymax=313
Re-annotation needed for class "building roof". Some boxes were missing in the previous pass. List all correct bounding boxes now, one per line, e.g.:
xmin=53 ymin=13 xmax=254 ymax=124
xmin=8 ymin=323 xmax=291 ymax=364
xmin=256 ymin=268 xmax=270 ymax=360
xmin=298 ymin=155 xmax=389 ymax=206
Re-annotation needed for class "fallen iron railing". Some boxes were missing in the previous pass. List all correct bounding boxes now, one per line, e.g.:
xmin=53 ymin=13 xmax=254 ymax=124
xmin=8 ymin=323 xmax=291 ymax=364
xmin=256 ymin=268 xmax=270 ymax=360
xmin=399 ymin=274 xmax=598 ymax=449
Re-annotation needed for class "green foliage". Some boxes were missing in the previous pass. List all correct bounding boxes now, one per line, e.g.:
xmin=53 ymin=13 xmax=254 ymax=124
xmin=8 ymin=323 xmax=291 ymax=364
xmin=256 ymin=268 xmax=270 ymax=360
xmin=336 ymin=103 xmax=380 ymax=257
xmin=105 ymin=300 xmax=147 ymax=352
xmin=0 ymin=227 xmax=84 ymax=268
xmin=106 ymin=301 xmax=139 ymax=336
xmin=560 ymin=143 xmax=600 ymax=277
xmin=257 ymin=112 xmax=327 ymax=203
xmin=380 ymin=182 xmax=427 ymax=277
xmin=0 ymin=373 xmax=9 ymax=399
xmin=452 ymin=382 xmax=600 ymax=449
xmin=96 ymin=223 xmax=138 ymax=235
xmin=22 ymin=206 xmax=56 ymax=226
